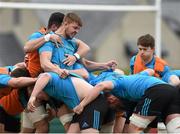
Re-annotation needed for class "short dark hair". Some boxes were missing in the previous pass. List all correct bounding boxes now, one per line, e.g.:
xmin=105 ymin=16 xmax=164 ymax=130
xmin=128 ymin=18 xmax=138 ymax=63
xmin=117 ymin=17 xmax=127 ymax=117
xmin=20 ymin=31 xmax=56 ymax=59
xmin=47 ymin=12 xmax=65 ymax=29
xmin=10 ymin=68 xmax=30 ymax=78
xmin=63 ymin=12 xmax=83 ymax=27
xmin=137 ymin=34 xmax=155 ymax=49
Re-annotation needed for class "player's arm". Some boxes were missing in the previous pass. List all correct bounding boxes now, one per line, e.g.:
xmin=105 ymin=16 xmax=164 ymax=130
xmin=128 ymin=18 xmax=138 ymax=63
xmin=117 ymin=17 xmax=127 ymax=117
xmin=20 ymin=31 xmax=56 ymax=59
xmin=139 ymin=68 xmax=155 ymax=76
xmin=129 ymin=56 xmax=136 ymax=74
xmin=113 ymin=112 xmax=126 ymax=133
xmin=73 ymin=81 xmax=113 ymax=114
xmin=39 ymin=41 xmax=69 ymax=78
xmin=8 ymin=77 xmax=37 ymax=88
xmin=162 ymin=71 xmax=180 ymax=86
xmin=81 ymin=58 xmax=117 ymax=71
xmin=40 ymin=51 xmax=58 ymax=73
xmin=24 ymin=34 xmax=61 ymax=53
xmin=24 ymin=36 xmax=48 ymax=53
xmin=69 ymin=68 xmax=89 ymax=80
xmin=63 ymin=39 xmax=90 ymax=66
xmin=160 ymin=65 xmax=171 ymax=77
xmin=40 ymin=51 xmax=68 ymax=78
xmin=75 ymin=39 xmax=90 ymax=58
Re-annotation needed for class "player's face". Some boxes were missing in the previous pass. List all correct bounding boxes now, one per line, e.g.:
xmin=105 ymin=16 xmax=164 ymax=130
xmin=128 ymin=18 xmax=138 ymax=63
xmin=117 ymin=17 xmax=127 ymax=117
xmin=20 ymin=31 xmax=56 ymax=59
xmin=65 ymin=22 xmax=80 ymax=39
xmin=24 ymin=54 xmax=29 ymax=66
xmin=138 ymin=45 xmax=154 ymax=61
xmin=106 ymin=94 xmax=121 ymax=109
xmin=51 ymin=25 xmax=59 ymax=32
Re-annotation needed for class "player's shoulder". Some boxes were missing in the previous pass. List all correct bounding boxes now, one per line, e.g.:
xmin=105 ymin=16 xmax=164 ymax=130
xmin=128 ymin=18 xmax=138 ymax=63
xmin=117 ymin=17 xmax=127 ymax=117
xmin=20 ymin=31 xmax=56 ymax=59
xmin=130 ymin=55 xmax=136 ymax=65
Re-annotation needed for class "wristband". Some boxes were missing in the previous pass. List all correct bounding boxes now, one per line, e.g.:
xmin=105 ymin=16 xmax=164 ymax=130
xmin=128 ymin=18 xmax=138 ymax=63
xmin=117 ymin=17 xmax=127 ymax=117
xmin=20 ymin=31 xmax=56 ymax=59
xmin=44 ymin=34 xmax=51 ymax=42
xmin=74 ymin=53 xmax=81 ymax=60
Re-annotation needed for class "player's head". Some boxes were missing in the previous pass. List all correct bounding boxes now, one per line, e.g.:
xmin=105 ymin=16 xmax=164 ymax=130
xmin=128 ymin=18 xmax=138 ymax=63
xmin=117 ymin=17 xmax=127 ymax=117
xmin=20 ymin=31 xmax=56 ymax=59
xmin=137 ymin=34 xmax=155 ymax=61
xmin=62 ymin=12 xmax=83 ymax=39
xmin=10 ymin=68 xmax=30 ymax=90
xmin=24 ymin=54 xmax=29 ymax=67
xmin=10 ymin=68 xmax=30 ymax=77
xmin=137 ymin=34 xmax=155 ymax=49
xmin=104 ymin=92 xmax=124 ymax=111
xmin=47 ymin=12 xmax=65 ymax=32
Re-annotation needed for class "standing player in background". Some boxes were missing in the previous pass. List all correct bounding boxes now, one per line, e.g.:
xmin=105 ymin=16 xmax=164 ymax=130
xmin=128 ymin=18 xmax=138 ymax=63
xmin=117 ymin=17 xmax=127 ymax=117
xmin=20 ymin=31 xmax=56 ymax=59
xmin=130 ymin=34 xmax=179 ymax=86
xmin=128 ymin=34 xmax=180 ymax=133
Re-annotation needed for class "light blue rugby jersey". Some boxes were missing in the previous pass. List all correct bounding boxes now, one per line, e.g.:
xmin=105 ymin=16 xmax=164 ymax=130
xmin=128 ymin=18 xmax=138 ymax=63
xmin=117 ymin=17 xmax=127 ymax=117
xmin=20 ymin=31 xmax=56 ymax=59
xmin=38 ymin=34 xmax=83 ymax=70
xmin=44 ymin=72 xmax=80 ymax=109
xmin=28 ymin=31 xmax=44 ymax=41
xmin=90 ymin=71 xmax=167 ymax=101
xmin=162 ymin=70 xmax=180 ymax=83
xmin=0 ymin=66 xmax=15 ymax=88
xmin=86 ymin=72 xmax=96 ymax=83
xmin=0 ymin=74 xmax=12 ymax=88
xmin=170 ymin=70 xmax=180 ymax=76
xmin=5 ymin=66 xmax=15 ymax=72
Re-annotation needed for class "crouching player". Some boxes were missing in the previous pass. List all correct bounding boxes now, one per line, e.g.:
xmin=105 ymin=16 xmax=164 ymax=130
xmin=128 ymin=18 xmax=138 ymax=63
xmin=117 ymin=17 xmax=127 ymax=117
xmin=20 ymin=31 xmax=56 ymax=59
xmin=0 ymin=68 xmax=37 ymax=132
xmin=74 ymin=69 xmax=180 ymax=133
xmin=27 ymin=72 xmax=110 ymax=133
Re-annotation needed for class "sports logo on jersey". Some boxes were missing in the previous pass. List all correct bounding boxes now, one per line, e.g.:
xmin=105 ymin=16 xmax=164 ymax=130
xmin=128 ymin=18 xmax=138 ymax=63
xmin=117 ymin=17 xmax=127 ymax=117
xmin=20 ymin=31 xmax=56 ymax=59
xmin=82 ymin=122 xmax=89 ymax=128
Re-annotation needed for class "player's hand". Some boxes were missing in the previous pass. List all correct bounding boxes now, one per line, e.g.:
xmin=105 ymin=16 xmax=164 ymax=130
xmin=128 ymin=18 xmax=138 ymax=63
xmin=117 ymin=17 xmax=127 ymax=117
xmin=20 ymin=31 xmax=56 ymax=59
xmin=63 ymin=54 xmax=77 ymax=66
xmin=50 ymin=34 xmax=63 ymax=48
xmin=58 ymin=69 xmax=69 ymax=79
xmin=105 ymin=60 xmax=118 ymax=70
xmin=27 ymin=96 xmax=36 ymax=112
xmin=73 ymin=104 xmax=84 ymax=114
